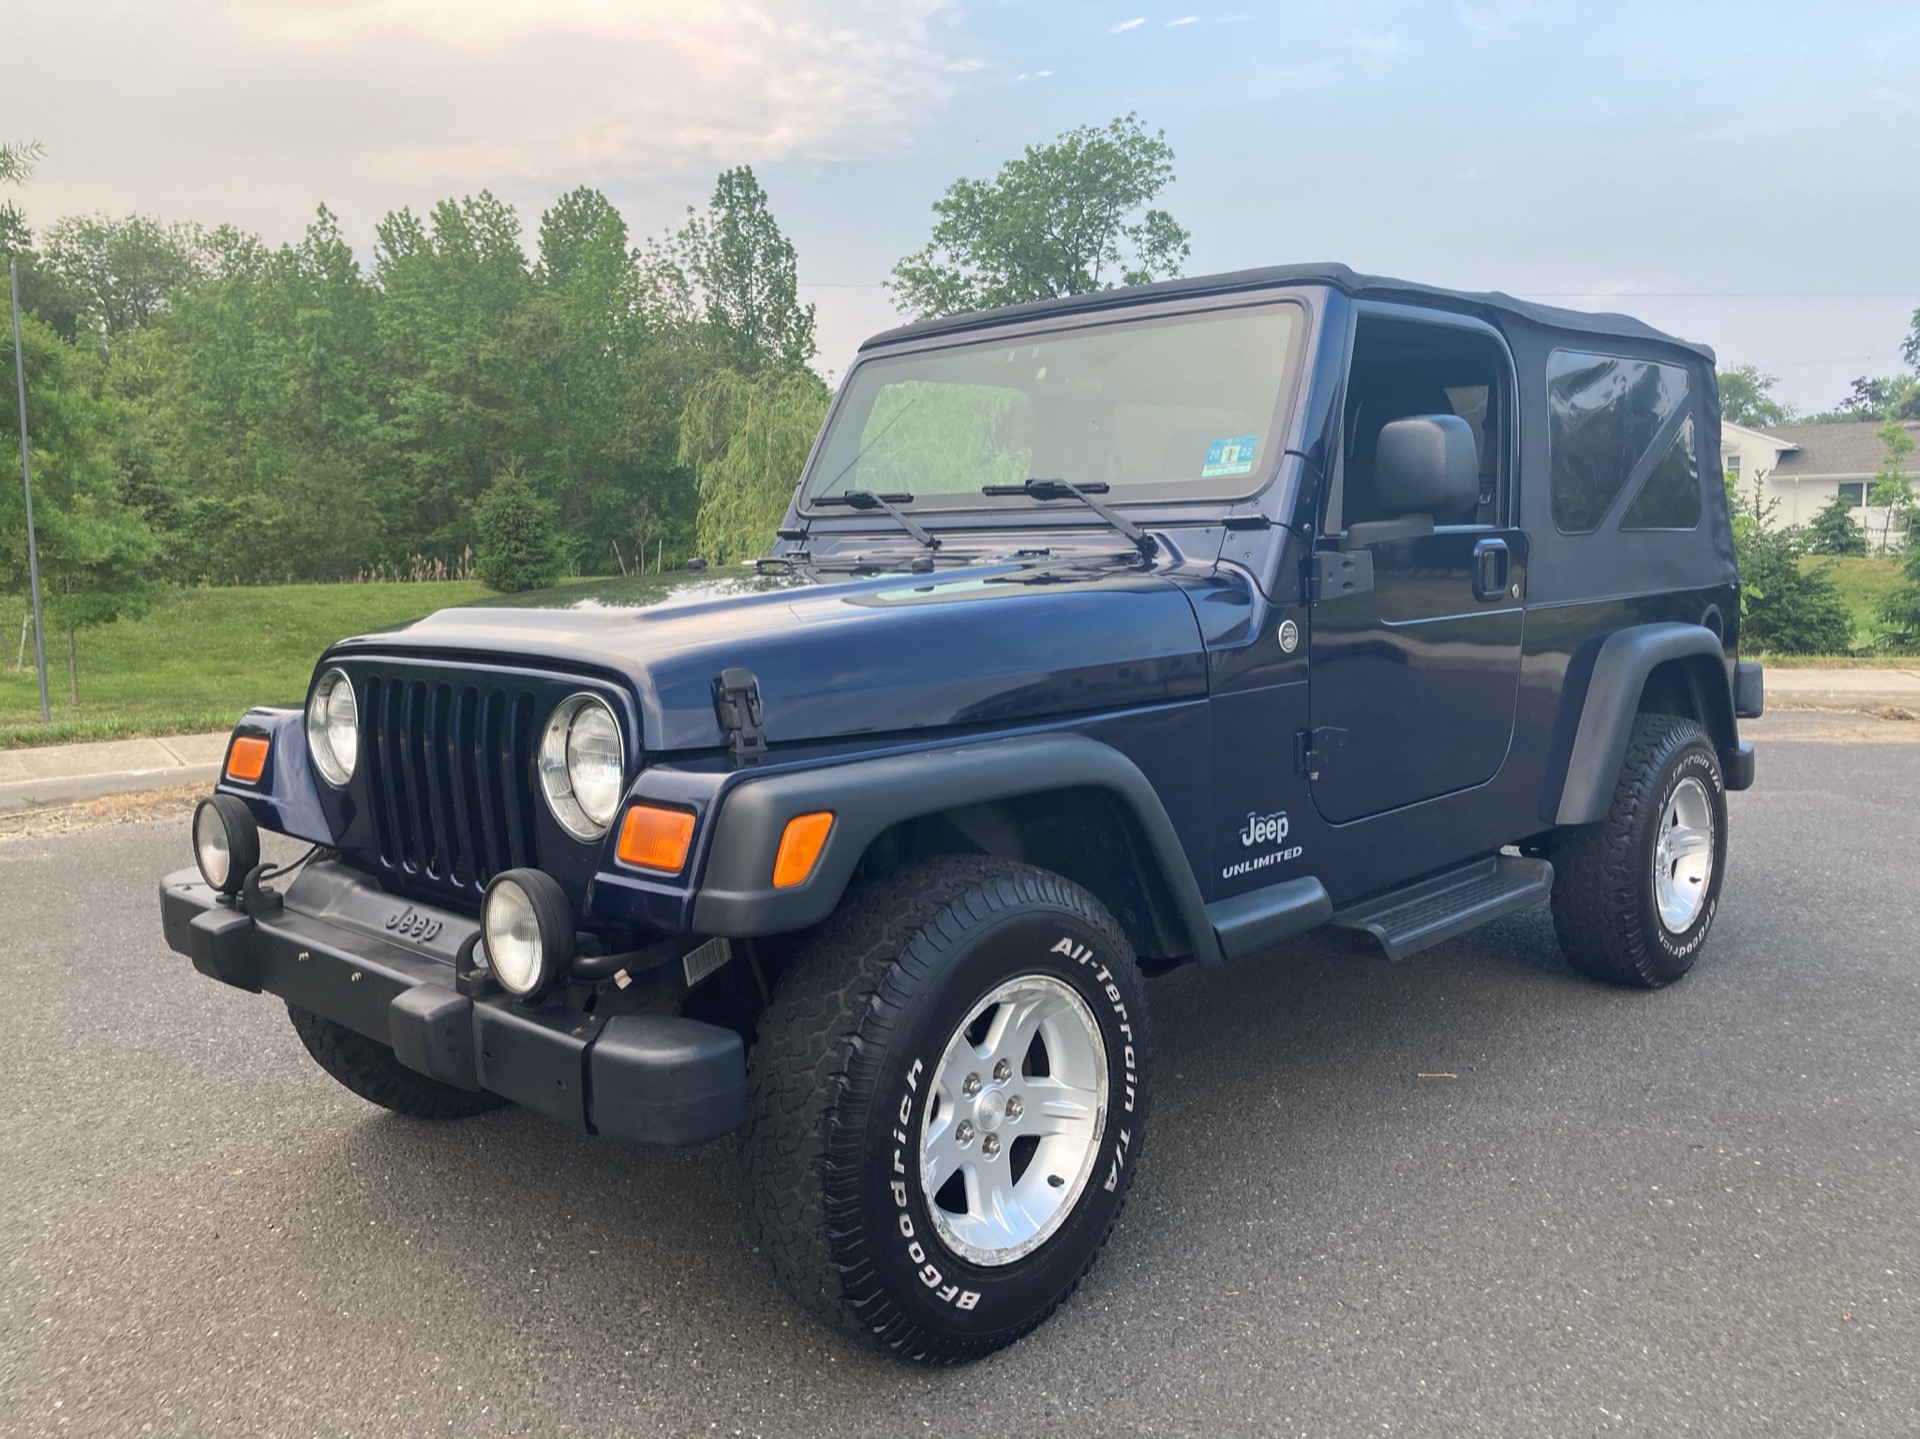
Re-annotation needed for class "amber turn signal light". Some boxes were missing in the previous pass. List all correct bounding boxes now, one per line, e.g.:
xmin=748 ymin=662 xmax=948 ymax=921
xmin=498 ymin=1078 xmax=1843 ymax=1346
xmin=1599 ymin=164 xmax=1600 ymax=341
xmin=772 ymin=811 xmax=834 ymax=889
xmin=616 ymin=804 xmax=695 ymax=873
xmin=224 ymin=734 xmax=270 ymax=783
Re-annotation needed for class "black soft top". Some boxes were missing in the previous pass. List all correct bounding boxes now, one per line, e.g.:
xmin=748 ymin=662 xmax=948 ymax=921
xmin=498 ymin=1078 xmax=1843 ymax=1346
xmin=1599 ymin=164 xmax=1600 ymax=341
xmin=861 ymin=262 xmax=1714 ymax=365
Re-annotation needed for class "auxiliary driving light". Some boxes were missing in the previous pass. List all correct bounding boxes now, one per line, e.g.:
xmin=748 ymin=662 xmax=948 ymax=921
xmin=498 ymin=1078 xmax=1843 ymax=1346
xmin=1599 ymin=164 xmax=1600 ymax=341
xmin=193 ymin=793 xmax=260 ymax=895
xmin=481 ymin=868 xmax=576 ymax=1000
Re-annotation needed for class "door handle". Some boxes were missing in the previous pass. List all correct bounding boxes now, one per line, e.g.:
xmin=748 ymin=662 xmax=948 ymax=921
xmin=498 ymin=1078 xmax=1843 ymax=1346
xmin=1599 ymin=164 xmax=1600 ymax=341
xmin=1472 ymin=538 xmax=1510 ymax=602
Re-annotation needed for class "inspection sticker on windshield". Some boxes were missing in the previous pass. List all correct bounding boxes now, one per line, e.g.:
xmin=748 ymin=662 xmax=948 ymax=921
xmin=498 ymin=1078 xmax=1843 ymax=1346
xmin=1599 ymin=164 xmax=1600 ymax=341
xmin=1201 ymin=435 xmax=1258 ymax=477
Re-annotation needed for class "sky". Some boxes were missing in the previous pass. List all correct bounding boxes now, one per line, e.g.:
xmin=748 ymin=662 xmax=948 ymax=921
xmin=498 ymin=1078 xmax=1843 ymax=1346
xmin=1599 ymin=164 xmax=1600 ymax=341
xmin=7 ymin=0 xmax=1918 ymax=411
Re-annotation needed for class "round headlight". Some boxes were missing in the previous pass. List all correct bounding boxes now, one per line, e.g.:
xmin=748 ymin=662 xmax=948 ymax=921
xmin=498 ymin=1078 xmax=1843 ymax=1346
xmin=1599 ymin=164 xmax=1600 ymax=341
xmin=306 ymin=668 xmax=359 ymax=786
xmin=193 ymin=794 xmax=260 ymax=895
xmin=538 ymin=694 xmax=625 ymax=839
xmin=482 ymin=869 xmax=575 ymax=1000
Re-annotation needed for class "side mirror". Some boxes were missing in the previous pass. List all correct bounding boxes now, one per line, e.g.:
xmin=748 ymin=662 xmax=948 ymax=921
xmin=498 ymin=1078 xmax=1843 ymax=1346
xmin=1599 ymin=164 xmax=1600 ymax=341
xmin=1375 ymin=414 xmax=1479 ymax=519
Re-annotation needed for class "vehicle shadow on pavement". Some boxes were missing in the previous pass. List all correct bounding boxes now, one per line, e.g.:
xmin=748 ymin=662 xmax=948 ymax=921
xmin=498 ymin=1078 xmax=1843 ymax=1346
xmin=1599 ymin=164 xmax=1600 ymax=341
xmin=269 ymin=902 xmax=1635 ymax=1396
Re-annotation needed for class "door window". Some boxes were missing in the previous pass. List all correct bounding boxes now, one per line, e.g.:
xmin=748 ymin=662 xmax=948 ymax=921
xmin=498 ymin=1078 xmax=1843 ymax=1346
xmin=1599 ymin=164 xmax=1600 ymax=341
xmin=1328 ymin=317 xmax=1511 ymax=534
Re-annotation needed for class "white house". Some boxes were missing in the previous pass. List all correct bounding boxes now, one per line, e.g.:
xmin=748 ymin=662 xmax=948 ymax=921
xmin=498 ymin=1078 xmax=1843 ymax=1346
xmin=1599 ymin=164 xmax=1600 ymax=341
xmin=1720 ymin=418 xmax=1919 ymax=546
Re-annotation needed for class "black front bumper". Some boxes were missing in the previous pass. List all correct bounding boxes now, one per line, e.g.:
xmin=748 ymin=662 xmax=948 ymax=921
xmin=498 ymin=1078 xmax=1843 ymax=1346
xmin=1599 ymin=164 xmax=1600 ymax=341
xmin=158 ymin=863 xmax=746 ymax=1145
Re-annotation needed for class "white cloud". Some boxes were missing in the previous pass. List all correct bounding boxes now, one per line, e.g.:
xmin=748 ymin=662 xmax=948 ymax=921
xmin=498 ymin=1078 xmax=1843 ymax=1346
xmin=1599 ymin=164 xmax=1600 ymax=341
xmin=1015 ymin=70 xmax=1056 ymax=81
xmin=1869 ymin=85 xmax=1918 ymax=113
xmin=1456 ymin=3 xmax=1536 ymax=36
xmin=11 ymin=0 xmax=965 ymax=237
xmin=1109 ymin=16 xmax=1147 ymax=33
xmin=1345 ymin=30 xmax=1404 ymax=57
xmin=1167 ymin=15 xmax=1200 ymax=25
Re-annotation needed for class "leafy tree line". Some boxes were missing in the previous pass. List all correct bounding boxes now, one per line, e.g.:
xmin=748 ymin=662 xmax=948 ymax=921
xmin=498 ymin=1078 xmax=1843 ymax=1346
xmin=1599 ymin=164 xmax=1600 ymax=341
xmin=1 ymin=115 xmax=1190 ymax=700
xmin=4 ymin=165 xmax=825 ymax=594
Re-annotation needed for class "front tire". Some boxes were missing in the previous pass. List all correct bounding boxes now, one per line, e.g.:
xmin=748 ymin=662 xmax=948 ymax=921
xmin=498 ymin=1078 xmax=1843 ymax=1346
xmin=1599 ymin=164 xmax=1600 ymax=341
xmin=1550 ymin=713 xmax=1728 ymax=987
xmin=288 ymin=1005 xmax=507 ymax=1120
xmin=744 ymin=857 xmax=1149 ymax=1364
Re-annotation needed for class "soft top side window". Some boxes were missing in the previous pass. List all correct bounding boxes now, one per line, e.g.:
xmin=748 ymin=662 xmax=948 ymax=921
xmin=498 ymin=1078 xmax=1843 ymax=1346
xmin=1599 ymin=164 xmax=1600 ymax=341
xmin=1547 ymin=350 xmax=1690 ymax=534
xmin=1621 ymin=414 xmax=1702 ymax=531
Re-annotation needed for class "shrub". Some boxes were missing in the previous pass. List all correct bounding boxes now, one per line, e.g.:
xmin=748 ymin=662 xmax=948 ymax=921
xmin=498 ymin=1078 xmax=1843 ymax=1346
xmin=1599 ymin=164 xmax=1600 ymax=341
xmin=1879 ymin=546 xmax=1920 ymax=654
xmin=472 ymin=464 xmax=561 ymax=593
xmin=1738 ymin=526 xmax=1854 ymax=654
xmin=1803 ymin=491 xmax=1868 ymax=556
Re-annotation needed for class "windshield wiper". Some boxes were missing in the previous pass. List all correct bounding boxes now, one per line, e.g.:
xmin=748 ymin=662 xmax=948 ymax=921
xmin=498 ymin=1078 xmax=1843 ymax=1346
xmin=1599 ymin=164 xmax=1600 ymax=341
xmin=811 ymin=489 xmax=940 ymax=551
xmin=980 ymin=478 xmax=1156 ymax=557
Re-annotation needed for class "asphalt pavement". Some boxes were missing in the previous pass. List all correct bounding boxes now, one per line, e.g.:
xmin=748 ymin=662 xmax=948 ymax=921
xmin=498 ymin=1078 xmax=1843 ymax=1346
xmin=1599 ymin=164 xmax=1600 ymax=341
xmin=3 ymin=716 xmax=1917 ymax=1437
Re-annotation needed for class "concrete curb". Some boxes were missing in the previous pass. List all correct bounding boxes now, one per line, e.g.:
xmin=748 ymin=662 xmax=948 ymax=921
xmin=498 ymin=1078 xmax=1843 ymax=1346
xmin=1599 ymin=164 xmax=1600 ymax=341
xmin=0 ymin=733 xmax=229 ymax=813
xmin=1766 ymin=666 xmax=1920 ymax=714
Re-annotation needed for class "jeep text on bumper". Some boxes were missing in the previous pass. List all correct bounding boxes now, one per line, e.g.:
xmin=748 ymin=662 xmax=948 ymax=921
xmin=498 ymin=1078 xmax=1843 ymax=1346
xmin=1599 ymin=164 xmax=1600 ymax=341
xmin=159 ymin=862 xmax=746 ymax=1145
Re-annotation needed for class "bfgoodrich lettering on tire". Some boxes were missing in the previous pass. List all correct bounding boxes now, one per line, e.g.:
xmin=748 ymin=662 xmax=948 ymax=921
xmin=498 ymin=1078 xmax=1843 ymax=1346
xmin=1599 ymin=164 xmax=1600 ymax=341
xmin=743 ymin=856 xmax=1149 ymax=1363
xmin=1549 ymin=713 xmax=1728 ymax=987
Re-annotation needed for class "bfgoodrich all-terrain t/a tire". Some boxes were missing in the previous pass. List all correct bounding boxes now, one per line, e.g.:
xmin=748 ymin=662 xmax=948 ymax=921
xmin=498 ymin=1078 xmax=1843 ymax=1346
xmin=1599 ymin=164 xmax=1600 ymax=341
xmin=1549 ymin=713 xmax=1729 ymax=988
xmin=744 ymin=856 xmax=1149 ymax=1364
xmin=288 ymin=1005 xmax=507 ymax=1120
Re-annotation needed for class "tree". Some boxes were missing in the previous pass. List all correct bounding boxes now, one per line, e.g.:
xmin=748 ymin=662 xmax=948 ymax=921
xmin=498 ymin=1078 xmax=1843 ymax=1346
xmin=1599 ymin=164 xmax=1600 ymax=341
xmin=1717 ymin=364 xmax=1794 ymax=427
xmin=0 ymin=140 xmax=41 ymax=185
xmin=375 ymin=192 xmax=538 ymax=554
xmin=889 ymin=113 xmax=1191 ymax=320
xmin=0 ymin=139 xmax=43 ymax=251
xmin=645 ymin=167 xmax=816 ymax=374
xmin=472 ymin=462 xmax=561 ymax=592
xmin=1836 ymin=374 xmax=1920 ymax=423
xmin=679 ymin=367 xmax=830 ymax=564
xmin=151 ymin=207 xmax=383 ymax=582
xmin=1902 ymin=305 xmax=1919 ymax=372
xmin=1867 ymin=416 xmax=1916 ymax=552
xmin=0 ymin=308 xmax=155 ymax=700
xmin=1880 ymin=538 xmax=1920 ymax=654
xmin=40 ymin=214 xmax=224 ymax=339
xmin=526 ymin=187 xmax=690 ymax=573
xmin=1727 ymin=472 xmax=1853 ymax=655
xmin=1803 ymin=489 xmax=1867 ymax=556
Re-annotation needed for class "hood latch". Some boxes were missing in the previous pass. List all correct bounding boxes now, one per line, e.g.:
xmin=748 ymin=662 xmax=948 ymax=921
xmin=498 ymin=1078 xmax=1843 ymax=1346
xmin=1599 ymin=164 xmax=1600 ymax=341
xmin=712 ymin=668 xmax=767 ymax=768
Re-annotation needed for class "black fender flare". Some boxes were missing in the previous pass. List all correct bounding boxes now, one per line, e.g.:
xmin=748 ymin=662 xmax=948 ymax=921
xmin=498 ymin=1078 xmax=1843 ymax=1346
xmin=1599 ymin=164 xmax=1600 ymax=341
xmin=1545 ymin=622 xmax=1735 ymax=826
xmin=690 ymin=731 xmax=1231 ymax=965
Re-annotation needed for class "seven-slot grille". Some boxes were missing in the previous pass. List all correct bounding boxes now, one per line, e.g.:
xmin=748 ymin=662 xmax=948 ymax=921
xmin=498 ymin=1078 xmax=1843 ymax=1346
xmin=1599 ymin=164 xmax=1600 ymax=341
xmin=360 ymin=673 xmax=541 ymax=894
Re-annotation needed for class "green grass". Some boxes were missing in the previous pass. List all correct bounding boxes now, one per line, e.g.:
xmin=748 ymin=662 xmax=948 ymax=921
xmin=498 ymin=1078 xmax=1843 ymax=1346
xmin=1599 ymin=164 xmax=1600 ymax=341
xmin=0 ymin=581 xmax=492 ymax=748
xmin=0 ymin=570 xmax=735 ymax=749
xmin=3 ymin=560 xmax=1905 ymax=749
xmin=1792 ymin=554 xmax=1909 ymax=657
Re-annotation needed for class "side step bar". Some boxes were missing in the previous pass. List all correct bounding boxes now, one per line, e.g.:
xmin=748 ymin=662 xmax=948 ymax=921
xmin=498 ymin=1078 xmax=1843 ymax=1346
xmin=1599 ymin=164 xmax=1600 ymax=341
xmin=1328 ymin=854 xmax=1553 ymax=962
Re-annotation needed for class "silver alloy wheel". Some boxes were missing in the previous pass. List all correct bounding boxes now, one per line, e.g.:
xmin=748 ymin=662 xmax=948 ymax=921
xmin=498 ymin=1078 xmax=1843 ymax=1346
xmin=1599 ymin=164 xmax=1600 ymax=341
xmin=1653 ymin=775 xmax=1715 ymax=932
xmin=919 ymin=974 xmax=1108 ymax=1267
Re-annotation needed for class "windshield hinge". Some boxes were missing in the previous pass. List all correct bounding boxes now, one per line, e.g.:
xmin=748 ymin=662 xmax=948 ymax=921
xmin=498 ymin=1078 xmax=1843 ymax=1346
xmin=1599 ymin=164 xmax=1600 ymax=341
xmin=712 ymin=668 xmax=767 ymax=768
xmin=1294 ymin=726 xmax=1347 ymax=780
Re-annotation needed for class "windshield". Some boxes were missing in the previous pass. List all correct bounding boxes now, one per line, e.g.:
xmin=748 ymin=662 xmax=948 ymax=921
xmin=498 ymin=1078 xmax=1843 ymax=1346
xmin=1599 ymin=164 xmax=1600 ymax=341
xmin=802 ymin=301 xmax=1304 ymax=511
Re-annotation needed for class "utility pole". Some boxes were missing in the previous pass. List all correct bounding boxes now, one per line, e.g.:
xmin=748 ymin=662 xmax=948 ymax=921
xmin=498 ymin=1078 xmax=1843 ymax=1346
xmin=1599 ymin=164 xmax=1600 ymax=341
xmin=8 ymin=257 xmax=50 ymax=722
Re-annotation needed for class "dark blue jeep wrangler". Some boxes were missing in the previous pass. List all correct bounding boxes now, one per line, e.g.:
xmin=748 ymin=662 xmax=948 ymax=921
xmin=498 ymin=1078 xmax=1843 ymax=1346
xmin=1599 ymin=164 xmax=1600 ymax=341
xmin=160 ymin=264 xmax=1763 ymax=1363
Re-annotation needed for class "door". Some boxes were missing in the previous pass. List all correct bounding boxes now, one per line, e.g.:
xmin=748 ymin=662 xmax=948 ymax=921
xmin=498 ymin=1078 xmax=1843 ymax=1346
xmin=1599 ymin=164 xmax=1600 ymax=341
xmin=1306 ymin=309 xmax=1527 ymax=825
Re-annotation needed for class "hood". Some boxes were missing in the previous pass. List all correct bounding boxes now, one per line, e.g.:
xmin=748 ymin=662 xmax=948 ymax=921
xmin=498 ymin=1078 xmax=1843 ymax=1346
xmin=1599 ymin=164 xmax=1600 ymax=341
xmin=330 ymin=560 xmax=1209 ymax=754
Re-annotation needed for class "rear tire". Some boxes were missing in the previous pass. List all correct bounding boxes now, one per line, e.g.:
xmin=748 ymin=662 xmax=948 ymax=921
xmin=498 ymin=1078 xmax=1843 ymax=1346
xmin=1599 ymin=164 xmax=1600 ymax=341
xmin=288 ymin=1005 xmax=506 ymax=1120
xmin=1549 ymin=714 xmax=1727 ymax=988
xmin=744 ymin=856 xmax=1149 ymax=1364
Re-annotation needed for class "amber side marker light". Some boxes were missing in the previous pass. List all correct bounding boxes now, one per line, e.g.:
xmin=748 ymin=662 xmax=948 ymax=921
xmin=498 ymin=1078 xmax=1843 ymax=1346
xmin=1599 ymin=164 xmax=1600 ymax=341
xmin=772 ymin=811 xmax=835 ymax=889
xmin=225 ymin=734 xmax=270 ymax=783
xmin=616 ymin=804 xmax=695 ymax=873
